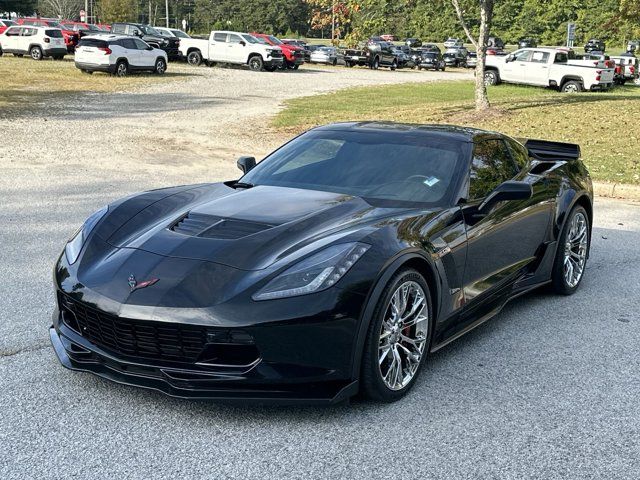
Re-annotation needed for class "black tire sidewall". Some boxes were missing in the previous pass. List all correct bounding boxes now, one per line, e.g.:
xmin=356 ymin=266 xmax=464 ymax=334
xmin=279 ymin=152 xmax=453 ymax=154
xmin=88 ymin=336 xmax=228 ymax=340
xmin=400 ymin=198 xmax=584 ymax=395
xmin=361 ymin=268 xmax=432 ymax=402
xmin=551 ymin=205 xmax=589 ymax=295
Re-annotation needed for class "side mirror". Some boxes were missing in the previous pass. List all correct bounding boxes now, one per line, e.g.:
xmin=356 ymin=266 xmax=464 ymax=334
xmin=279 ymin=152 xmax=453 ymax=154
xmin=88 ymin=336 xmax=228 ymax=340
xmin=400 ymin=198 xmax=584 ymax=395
xmin=237 ymin=156 xmax=256 ymax=174
xmin=146 ymin=46 xmax=153 ymax=51
xmin=505 ymin=54 xmax=515 ymax=62
xmin=479 ymin=181 xmax=532 ymax=211
xmin=239 ymin=40 xmax=246 ymax=46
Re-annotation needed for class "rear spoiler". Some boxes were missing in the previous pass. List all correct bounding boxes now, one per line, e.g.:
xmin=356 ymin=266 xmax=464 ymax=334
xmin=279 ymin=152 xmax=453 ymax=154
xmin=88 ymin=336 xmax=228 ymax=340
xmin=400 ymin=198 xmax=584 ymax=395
xmin=522 ymin=139 xmax=581 ymax=161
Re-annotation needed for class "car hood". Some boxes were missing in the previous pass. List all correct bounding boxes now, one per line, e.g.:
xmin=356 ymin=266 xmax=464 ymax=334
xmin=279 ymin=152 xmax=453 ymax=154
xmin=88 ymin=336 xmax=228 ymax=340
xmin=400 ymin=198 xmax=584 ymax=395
xmin=103 ymin=184 xmax=407 ymax=271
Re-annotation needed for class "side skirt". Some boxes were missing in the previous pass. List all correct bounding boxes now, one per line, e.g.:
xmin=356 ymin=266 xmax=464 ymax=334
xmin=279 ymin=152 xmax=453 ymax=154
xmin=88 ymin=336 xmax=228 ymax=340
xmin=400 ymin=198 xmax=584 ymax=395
xmin=430 ymin=279 xmax=551 ymax=353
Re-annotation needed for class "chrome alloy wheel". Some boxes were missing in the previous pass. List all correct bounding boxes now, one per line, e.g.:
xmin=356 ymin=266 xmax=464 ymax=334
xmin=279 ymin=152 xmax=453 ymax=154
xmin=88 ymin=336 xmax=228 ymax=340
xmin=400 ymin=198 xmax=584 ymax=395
xmin=378 ymin=281 xmax=429 ymax=391
xmin=564 ymin=212 xmax=588 ymax=288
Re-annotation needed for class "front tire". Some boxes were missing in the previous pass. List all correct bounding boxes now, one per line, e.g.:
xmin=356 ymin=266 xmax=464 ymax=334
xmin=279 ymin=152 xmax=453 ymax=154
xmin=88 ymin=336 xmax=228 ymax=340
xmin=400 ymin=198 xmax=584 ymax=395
xmin=154 ymin=57 xmax=166 ymax=75
xmin=248 ymin=55 xmax=263 ymax=71
xmin=30 ymin=46 xmax=43 ymax=61
xmin=390 ymin=59 xmax=397 ymax=71
xmin=372 ymin=57 xmax=380 ymax=70
xmin=361 ymin=268 xmax=432 ymax=402
xmin=551 ymin=205 xmax=590 ymax=295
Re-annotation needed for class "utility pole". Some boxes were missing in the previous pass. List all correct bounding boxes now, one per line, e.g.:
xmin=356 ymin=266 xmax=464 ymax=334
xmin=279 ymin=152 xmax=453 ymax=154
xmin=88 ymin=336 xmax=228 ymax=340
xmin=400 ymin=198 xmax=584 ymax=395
xmin=165 ymin=0 xmax=169 ymax=27
xmin=331 ymin=0 xmax=335 ymax=42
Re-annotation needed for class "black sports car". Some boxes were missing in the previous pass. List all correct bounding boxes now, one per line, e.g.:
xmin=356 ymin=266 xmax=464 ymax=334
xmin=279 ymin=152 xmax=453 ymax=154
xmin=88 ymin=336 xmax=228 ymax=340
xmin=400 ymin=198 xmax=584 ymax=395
xmin=51 ymin=123 xmax=593 ymax=404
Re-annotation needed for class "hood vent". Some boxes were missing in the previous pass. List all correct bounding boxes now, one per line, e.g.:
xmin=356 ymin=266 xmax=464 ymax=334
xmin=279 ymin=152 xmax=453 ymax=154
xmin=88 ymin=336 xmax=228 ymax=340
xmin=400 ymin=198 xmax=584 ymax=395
xmin=171 ymin=213 xmax=273 ymax=240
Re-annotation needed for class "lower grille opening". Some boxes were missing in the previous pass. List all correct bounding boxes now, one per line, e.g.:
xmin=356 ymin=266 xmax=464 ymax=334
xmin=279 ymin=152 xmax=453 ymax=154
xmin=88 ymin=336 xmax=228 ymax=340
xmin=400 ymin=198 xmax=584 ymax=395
xmin=58 ymin=293 xmax=260 ymax=367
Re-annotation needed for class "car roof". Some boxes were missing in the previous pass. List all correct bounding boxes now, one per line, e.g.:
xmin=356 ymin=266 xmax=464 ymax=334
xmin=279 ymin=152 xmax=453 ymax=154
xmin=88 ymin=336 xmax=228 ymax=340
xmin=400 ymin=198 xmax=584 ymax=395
xmin=11 ymin=25 xmax=56 ymax=31
xmin=81 ymin=34 xmax=130 ymax=40
xmin=314 ymin=122 xmax=499 ymax=142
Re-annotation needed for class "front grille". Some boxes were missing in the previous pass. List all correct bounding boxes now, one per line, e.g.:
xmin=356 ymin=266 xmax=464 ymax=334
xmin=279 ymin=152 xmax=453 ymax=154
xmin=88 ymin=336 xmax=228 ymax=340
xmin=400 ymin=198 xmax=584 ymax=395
xmin=60 ymin=294 xmax=209 ymax=363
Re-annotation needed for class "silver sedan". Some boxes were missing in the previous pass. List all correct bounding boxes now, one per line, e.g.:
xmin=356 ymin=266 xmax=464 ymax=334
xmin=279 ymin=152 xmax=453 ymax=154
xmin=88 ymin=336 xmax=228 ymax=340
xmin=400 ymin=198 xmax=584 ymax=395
xmin=309 ymin=46 xmax=344 ymax=66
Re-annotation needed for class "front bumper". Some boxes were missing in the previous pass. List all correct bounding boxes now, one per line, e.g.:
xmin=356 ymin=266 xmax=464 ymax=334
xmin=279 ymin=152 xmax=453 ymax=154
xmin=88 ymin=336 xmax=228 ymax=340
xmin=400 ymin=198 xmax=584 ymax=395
xmin=50 ymin=279 xmax=364 ymax=404
xmin=265 ymin=56 xmax=284 ymax=67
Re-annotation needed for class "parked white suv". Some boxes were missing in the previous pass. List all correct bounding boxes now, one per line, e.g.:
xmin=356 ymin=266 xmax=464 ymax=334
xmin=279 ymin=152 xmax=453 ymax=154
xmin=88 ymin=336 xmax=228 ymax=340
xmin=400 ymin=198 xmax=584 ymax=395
xmin=0 ymin=25 xmax=66 ymax=60
xmin=179 ymin=30 xmax=284 ymax=70
xmin=74 ymin=35 xmax=168 ymax=76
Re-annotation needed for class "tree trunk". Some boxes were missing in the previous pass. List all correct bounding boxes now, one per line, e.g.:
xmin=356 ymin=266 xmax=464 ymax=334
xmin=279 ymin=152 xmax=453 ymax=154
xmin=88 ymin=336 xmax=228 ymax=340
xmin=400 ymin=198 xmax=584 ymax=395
xmin=475 ymin=1 xmax=491 ymax=110
xmin=451 ymin=0 xmax=495 ymax=111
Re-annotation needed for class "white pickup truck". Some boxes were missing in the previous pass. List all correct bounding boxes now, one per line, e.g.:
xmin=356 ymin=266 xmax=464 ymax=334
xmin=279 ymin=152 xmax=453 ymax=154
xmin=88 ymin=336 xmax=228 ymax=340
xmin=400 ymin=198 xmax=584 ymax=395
xmin=179 ymin=30 xmax=284 ymax=71
xmin=485 ymin=48 xmax=614 ymax=92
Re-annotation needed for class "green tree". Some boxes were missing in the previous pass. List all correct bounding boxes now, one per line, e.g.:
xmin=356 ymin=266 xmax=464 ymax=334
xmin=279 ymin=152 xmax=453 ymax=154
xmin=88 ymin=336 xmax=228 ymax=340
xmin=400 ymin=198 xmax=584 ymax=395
xmin=0 ymin=0 xmax=37 ymax=14
xmin=97 ymin=0 xmax=137 ymax=23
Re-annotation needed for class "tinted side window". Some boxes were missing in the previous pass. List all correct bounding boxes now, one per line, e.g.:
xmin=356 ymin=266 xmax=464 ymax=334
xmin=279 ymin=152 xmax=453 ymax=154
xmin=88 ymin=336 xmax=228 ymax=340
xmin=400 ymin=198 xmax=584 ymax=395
xmin=112 ymin=24 xmax=125 ymax=34
xmin=504 ymin=138 xmax=530 ymax=171
xmin=228 ymin=34 xmax=241 ymax=44
xmin=46 ymin=29 xmax=64 ymax=38
xmin=469 ymin=140 xmax=518 ymax=199
xmin=6 ymin=27 xmax=21 ymax=36
xmin=213 ymin=33 xmax=227 ymax=42
xmin=121 ymin=38 xmax=137 ymax=49
xmin=133 ymin=38 xmax=148 ymax=49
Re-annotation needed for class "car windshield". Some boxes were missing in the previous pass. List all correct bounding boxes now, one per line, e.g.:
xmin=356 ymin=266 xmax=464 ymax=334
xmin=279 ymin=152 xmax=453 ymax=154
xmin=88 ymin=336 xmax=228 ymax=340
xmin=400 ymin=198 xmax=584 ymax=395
xmin=141 ymin=25 xmax=162 ymax=36
xmin=171 ymin=29 xmax=189 ymax=38
xmin=241 ymin=129 xmax=464 ymax=206
xmin=267 ymin=35 xmax=282 ymax=45
xmin=2 ymin=20 xmax=15 ymax=26
xmin=242 ymin=34 xmax=261 ymax=44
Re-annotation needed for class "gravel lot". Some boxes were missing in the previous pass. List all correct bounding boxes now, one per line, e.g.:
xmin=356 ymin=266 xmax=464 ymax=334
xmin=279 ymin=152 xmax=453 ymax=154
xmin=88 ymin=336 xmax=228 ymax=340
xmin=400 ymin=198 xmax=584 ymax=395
xmin=1 ymin=63 xmax=640 ymax=479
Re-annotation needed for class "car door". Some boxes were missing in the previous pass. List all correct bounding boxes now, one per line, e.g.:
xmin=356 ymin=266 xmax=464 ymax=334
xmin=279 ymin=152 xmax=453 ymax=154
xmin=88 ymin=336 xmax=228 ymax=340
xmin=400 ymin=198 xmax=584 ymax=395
xmin=133 ymin=38 xmax=155 ymax=67
xmin=209 ymin=32 xmax=228 ymax=61
xmin=120 ymin=38 xmax=141 ymax=68
xmin=226 ymin=33 xmax=246 ymax=64
xmin=2 ymin=26 xmax=21 ymax=52
xmin=460 ymin=137 xmax=551 ymax=304
xmin=502 ymin=49 xmax=531 ymax=82
xmin=525 ymin=50 xmax=551 ymax=85
xmin=19 ymin=27 xmax=36 ymax=53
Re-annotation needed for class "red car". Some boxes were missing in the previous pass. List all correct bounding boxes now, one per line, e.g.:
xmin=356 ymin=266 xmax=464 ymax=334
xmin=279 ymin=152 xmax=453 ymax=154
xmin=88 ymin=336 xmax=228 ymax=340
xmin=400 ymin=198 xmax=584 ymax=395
xmin=251 ymin=33 xmax=304 ymax=69
xmin=0 ymin=19 xmax=16 ymax=35
xmin=60 ymin=21 xmax=104 ymax=38
xmin=16 ymin=17 xmax=78 ymax=52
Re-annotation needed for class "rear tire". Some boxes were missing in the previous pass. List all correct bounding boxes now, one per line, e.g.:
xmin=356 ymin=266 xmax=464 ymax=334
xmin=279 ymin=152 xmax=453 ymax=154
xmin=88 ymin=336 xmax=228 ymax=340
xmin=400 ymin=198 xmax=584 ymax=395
xmin=114 ymin=60 xmax=128 ymax=77
xmin=361 ymin=268 xmax=432 ymax=402
xmin=248 ymin=55 xmax=263 ymax=71
xmin=30 ymin=46 xmax=43 ymax=61
xmin=391 ymin=59 xmax=397 ymax=71
xmin=187 ymin=50 xmax=202 ymax=66
xmin=484 ymin=69 xmax=499 ymax=86
xmin=561 ymin=80 xmax=583 ymax=93
xmin=551 ymin=205 xmax=590 ymax=295
xmin=372 ymin=57 xmax=380 ymax=70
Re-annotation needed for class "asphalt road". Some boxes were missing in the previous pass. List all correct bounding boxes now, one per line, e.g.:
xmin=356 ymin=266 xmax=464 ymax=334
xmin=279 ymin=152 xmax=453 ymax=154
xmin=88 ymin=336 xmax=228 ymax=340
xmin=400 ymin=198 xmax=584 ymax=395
xmin=1 ymin=64 xmax=640 ymax=479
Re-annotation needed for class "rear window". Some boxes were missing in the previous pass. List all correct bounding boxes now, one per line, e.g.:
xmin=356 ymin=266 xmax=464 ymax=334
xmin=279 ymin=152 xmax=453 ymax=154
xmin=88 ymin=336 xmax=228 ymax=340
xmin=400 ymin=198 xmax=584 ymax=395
xmin=46 ymin=29 xmax=63 ymax=38
xmin=78 ymin=38 xmax=107 ymax=48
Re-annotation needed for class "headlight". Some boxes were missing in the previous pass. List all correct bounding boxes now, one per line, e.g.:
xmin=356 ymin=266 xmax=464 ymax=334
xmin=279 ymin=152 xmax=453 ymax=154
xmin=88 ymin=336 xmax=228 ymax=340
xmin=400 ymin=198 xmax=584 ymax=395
xmin=252 ymin=242 xmax=370 ymax=301
xmin=64 ymin=206 xmax=108 ymax=264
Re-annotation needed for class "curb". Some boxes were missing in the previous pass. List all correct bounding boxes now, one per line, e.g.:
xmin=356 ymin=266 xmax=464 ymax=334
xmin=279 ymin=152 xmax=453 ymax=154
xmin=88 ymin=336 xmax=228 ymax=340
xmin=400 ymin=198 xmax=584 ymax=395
xmin=593 ymin=182 xmax=640 ymax=201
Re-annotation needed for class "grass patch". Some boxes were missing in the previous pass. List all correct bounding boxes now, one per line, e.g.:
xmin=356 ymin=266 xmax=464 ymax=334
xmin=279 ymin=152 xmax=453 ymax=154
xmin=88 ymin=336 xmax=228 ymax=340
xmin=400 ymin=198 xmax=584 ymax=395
xmin=274 ymin=81 xmax=640 ymax=184
xmin=0 ymin=56 xmax=191 ymax=110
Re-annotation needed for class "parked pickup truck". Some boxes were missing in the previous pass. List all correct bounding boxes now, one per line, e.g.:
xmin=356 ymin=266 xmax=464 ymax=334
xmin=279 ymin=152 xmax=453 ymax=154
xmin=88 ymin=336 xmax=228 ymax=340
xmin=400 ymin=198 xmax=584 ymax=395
xmin=179 ymin=30 xmax=283 ymax=71
xmin=485 ymin=47 xmax=614 ymax=92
